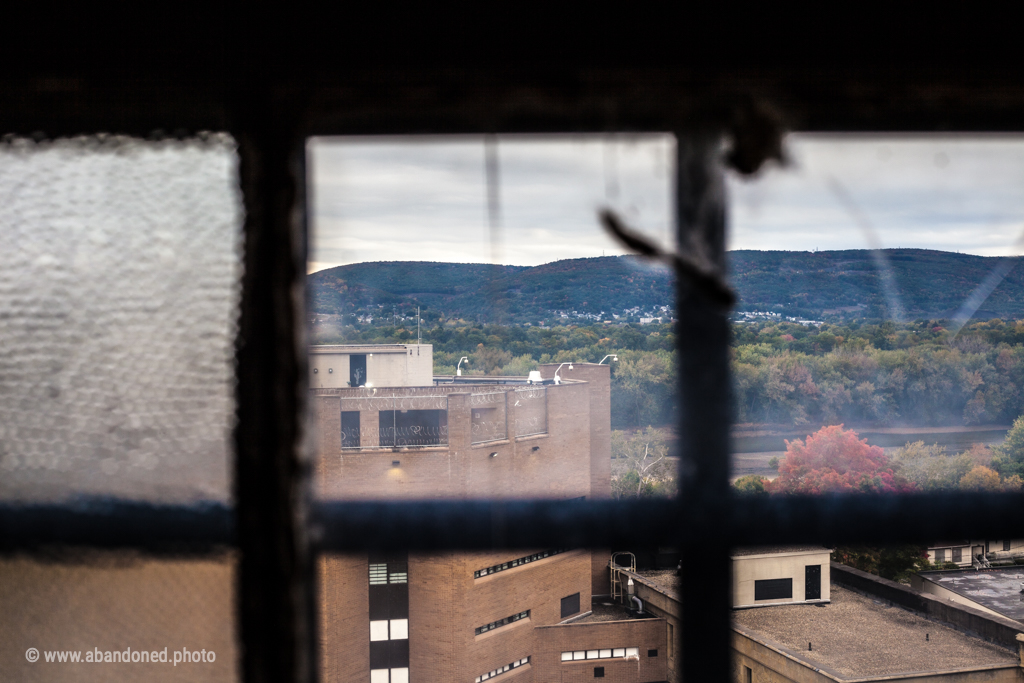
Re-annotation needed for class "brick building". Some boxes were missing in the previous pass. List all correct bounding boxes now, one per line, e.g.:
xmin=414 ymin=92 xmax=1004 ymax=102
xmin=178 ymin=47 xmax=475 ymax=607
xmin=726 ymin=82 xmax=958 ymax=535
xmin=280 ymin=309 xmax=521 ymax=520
xmin=311 ymin=345 xmax=667 ymax=683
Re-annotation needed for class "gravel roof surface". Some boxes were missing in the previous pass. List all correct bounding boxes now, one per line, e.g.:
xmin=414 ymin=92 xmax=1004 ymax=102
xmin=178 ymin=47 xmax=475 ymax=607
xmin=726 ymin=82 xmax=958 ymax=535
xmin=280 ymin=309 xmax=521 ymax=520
xmin=634 ymin=569 xmax=680 ymax=598
xmin=921 ymin=567 xmax=1024 ymax=622
xmin=576 ymin=601 xmax=644 ymax=623
xmin=733 ymin=586 xmax=1018 ymax=678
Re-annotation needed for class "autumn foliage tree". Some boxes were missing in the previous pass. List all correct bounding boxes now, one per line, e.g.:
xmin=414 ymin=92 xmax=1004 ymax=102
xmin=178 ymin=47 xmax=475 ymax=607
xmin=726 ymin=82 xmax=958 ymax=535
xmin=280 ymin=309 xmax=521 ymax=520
xmin=768 ymin=425 xmax=913 ymax=495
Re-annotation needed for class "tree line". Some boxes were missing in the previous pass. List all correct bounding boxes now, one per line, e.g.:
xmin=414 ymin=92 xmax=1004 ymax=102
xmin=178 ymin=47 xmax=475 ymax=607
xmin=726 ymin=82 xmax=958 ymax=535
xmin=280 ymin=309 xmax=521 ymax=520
xmin=733 ymin=318 xmax=1024 ymax=427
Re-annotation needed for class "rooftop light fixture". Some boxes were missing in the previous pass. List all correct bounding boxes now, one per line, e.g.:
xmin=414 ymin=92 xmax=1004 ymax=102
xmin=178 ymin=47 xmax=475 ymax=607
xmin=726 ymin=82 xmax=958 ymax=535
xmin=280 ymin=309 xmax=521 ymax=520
xmin=457 ymin=356 xmax=469 ymax=377
xmin=553 ymin=362 xmax=574 ymax=385
xmin=599 ymin=355 xmax=618 ymax=364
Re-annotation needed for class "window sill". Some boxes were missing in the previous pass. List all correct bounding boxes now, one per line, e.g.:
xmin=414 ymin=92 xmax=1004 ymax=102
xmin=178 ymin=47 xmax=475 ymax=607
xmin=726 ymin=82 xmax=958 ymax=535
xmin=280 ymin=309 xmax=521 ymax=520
xmin=471 ymin=439 xmax=510 ymax=449
xmin=514 ymin=433 xmax=549 ymax=442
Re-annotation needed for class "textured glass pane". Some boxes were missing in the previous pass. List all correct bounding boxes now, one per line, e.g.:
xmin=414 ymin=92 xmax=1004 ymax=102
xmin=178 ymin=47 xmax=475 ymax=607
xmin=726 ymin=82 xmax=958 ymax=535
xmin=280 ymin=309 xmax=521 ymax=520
xmin=0 ymin=136 xmax=241 ymax=503
xmin=0 ymin=553 xmax=237 ymax=681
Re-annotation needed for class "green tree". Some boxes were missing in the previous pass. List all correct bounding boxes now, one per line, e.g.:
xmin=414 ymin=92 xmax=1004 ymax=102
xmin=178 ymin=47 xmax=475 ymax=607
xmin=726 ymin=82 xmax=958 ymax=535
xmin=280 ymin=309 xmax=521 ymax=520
xmin=991 ymin=414 xmax=1024 ymax=478
xmin=831 ymin=546 xmax=929 ymax=583
xmin=613 ymin=352 xmax=673 ymax=428
xmin=733 ymin=475 xmax=768 ymax=495
xmin=891 ymin=441 xmax=974 ymax=491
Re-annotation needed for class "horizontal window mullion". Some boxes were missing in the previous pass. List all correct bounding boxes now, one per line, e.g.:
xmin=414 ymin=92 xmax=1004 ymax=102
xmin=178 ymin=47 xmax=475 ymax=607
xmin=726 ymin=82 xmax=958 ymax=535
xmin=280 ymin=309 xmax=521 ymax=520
xmin=5 ymin=493 xmax=1024 ymax=553
xmin=0 ymin=500 xmax=233 ymax=553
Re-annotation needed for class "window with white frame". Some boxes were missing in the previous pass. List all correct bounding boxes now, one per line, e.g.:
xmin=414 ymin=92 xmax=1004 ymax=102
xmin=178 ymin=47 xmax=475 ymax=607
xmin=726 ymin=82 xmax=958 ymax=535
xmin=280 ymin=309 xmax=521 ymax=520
xmin=560 ymin=648 xmax=640 ymax=661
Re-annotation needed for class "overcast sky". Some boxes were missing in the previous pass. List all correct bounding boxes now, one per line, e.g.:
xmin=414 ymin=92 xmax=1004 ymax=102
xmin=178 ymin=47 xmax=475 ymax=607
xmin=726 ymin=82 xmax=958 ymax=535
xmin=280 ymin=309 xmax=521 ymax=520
xmin=308 ymin=134 xmax=1024 ymax=272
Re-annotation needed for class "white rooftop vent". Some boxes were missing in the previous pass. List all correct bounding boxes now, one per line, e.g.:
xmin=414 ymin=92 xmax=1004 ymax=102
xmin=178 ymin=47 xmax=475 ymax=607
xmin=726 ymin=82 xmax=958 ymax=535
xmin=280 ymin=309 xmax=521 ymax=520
xmin=527 ymin=371 xmax=543 ymax=384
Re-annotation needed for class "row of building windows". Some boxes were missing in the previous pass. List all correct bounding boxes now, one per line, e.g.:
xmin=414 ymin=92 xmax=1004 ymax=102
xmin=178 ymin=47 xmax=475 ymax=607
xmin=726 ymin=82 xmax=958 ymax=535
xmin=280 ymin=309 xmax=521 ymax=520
xmin=370 ymin=619 xmax=409 ymax=642
xmin=560 ymin=648 xmax=640 ymax=661
xmin=475 ymin=657 xmax=530 ymax=682
xmin=370 ymin=563 xmax=408 ymax=585
xmin=474 ymin=549 xmax=568 ymax=578
xmin=475 ymin=610 xmax=529 ymax=636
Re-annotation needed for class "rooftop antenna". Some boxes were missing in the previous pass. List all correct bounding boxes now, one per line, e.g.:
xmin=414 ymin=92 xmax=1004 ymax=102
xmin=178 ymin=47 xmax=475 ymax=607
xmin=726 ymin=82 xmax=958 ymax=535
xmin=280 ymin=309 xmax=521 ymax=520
xmin=417 ymin=306 xmax=421 ymax=344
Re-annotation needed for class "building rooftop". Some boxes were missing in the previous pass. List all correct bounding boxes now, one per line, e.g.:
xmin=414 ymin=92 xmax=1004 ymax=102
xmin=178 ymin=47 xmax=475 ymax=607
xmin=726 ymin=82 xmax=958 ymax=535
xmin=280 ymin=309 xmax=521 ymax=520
xmin=574 ymin=600 xmax=651 ymax=623
xmin=633 ymin=569 xmax=680 ymax=600
xmin=919 ymin=567 xmax=1024 ymax=622
xmin=733 ymin=586 xmax=1019 ymax=679
xmin=732 ymin=546 xmax=829 ymax=557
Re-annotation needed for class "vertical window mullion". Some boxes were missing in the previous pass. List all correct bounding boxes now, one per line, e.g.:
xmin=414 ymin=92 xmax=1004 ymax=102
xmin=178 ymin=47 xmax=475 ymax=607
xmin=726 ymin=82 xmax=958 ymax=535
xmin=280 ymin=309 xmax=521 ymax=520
xmin=674 ymin=134 xmax=734 ymax=682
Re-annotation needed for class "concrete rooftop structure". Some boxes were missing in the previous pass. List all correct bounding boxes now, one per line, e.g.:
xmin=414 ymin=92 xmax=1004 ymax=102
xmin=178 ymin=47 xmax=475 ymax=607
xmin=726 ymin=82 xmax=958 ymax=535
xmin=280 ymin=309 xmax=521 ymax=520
xmin=733 ymin=586 xmax=1020 ymax=680
xmin=914 ymin=567 xmax=1024 ymax=624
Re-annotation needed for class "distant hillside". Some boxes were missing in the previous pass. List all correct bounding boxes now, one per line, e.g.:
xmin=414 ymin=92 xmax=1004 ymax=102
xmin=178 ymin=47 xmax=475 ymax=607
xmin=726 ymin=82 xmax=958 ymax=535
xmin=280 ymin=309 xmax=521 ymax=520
xmin=730 ymin=249 xmax=1024 ymax=320
xmin=309 ymin=256 xmax=674 ymax=323
xmin=309 ymin=249 xmax=1024 ymax=323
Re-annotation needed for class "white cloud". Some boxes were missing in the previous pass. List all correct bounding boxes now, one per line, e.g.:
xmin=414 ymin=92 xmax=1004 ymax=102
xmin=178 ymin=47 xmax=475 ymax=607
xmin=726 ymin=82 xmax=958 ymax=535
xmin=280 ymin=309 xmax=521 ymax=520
xmin=307 ymin=134 xmax=674 ymax=271
xmin=728 ymin=134 xmax=1024 ymax=255
xmin=308 ymin=133 xmax=1024 ymax=271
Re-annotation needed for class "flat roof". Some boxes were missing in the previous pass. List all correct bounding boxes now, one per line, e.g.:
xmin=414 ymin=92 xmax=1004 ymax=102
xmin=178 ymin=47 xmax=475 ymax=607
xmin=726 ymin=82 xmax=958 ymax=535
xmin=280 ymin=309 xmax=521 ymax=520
xmin=633 ymin=569 xmax=679 ymax=600
xmin=733 ymin=586 xmax=1018 ymax=679
xmin=574 ymin=601 xmax=648 ymax=624
xmin=919 ymin=567 xmax=1024 ymax=622
xmin=732 ymin=546 xmax=830 ymax=557
xmin=310 ymin=344 xmax=423 ymax=354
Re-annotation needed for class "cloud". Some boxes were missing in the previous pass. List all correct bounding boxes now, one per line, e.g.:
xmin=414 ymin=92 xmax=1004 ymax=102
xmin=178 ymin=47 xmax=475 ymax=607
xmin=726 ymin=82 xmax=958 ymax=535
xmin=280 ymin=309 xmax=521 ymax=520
xmin=307 ymin=135 xmax=674 ymax=270
xmin=308 ymin=133 xmax=1024 ymax=271
xmin=728 ymin=134 xmax=1024 ymax=255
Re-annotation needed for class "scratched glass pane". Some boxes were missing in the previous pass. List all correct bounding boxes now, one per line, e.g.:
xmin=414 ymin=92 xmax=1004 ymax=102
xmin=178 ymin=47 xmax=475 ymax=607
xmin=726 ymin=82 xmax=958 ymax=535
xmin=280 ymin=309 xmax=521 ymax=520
xmin=307 ymin=135 xmax=678 ymax=503
xmin=0 ymin=136 xmax=241 ymax=503
xmin=728 ymin=134 xmax=1024 ymax=510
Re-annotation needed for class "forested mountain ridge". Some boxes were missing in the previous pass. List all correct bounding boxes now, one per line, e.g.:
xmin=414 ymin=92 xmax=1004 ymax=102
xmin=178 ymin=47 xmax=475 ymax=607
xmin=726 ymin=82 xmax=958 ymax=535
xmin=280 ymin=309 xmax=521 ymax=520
xmin=731 ymin=249 xmax=1024 ymax=320
xmin=310 ymin=256 xmax=674 ymax=323
xmin=310 ymin=250 xmax=1024 ymax=323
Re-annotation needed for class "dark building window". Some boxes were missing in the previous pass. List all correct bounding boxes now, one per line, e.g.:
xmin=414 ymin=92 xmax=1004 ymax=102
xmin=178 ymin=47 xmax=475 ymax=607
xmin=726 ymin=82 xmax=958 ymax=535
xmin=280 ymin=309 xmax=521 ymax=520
xmin=952 ymin=547 xmax=962 ymax=563
xmin=935 ymin=548 xmax=946 ymax=562
xmin=474 ymin=549 xmax=568 ymax=578
xmin=1005 ymin=540 xmax=1011 ymax=551
xmin=369 ymin=639 xmax=409 ymax=670
xmin=754 ymin=578 xmax=792 ymax=601
xmin=594 ymin=667 xmax=605 ymax=678
xmin=475 ymin=610 xmax=529 ymax=635
xmin=379 ymin=409 xmax=447 ymax=447
xmin=561 ymin=592 xmax=581 ymax=618
xmin=744 ymin=665 xmax=753 ymax=683
xmin=341 ymin=410 xmax=360 ymax=448
xmin=350 ymin=353 xmax=367 ymax=386
xmin=805 ymin=565 xmax=821 ymax=600
xmin=648 ymin=649 xmax=658 ymax=657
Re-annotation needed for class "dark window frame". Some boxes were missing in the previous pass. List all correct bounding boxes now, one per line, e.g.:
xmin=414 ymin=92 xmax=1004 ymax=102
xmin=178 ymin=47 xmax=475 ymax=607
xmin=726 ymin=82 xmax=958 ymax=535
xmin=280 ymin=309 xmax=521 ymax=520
xmin=2 ymin=23 xmax=1023 ymax=683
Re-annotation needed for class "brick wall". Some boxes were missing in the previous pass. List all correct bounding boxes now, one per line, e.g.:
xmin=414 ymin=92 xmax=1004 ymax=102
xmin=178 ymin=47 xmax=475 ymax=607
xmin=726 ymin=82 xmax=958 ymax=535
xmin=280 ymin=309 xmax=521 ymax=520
xmin=319 ymin=554 xmax=369 ymax=683
xmin=534 ymin=618 xmax=668 ymax=683
xmin=312 ymin=382 xmax=594 ymax=502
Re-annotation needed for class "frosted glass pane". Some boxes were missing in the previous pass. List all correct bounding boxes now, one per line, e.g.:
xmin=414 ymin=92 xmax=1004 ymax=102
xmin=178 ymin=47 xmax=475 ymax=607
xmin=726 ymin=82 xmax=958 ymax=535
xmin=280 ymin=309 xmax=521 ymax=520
xmin=0 ymin=136 xmax=241 ymax=503
xmin=0 ymin=553 xmax=237 ymax=682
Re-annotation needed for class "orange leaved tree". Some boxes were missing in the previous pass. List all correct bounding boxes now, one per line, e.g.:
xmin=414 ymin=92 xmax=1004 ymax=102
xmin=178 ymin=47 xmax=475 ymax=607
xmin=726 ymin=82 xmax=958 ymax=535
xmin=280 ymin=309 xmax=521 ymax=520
xmin=768 ymin=425 xmax=913 ymax=495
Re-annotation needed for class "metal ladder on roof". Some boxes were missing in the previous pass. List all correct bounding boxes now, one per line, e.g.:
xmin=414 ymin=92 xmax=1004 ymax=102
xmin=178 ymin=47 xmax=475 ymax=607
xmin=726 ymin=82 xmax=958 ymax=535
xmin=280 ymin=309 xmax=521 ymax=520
xmin=610 ymin=551 xmax=636 ymax=603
